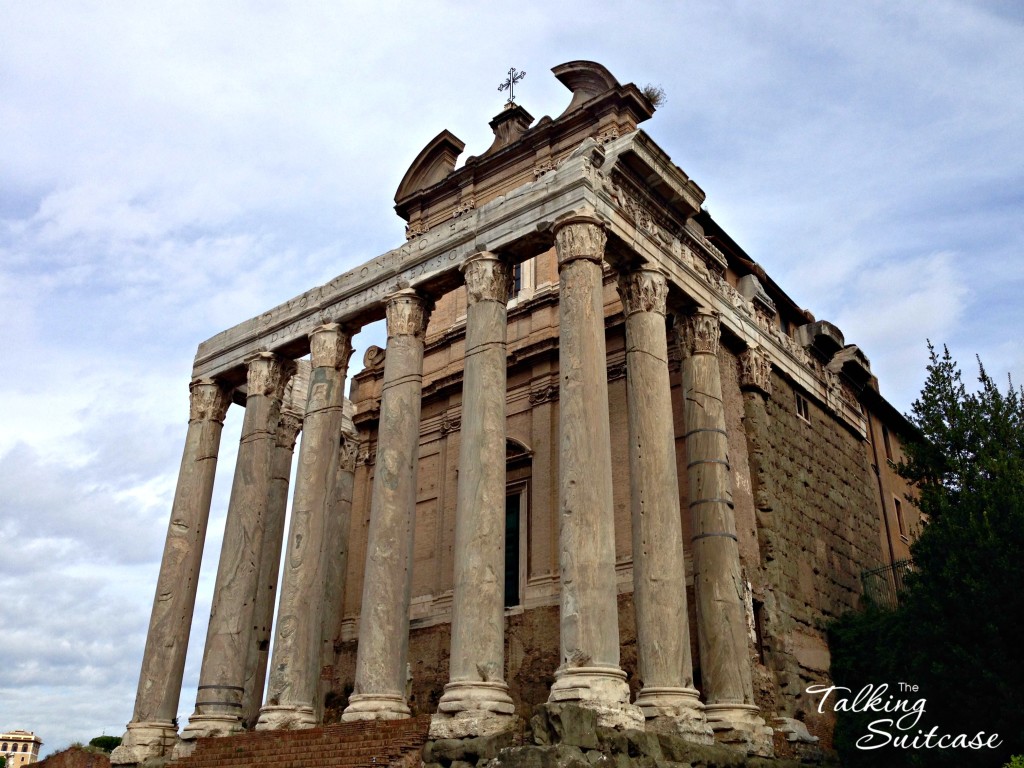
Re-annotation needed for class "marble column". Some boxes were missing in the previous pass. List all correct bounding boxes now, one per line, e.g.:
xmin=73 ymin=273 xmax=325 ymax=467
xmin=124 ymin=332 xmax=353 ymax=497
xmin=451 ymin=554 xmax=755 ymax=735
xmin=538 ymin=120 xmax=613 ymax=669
xmin=342 ymin=289 xmax=431 ymax=721
xmin=618 ymin=269 xmax=713 ymax=743
xmin=317 ymin=421 xmax=359 ymax=722
xmin=548 ymin=216 xmax=643 ymax=729
xmin=676 ymin=311 xmax=770 ymax=750
xmin=180 ymin=353 xmax=295 ymax=742
xmin=431 ymin=253 xmax=515 ymax=739
xmin=112 ymin=379 xmax=231 ymax=766
xmin=241 ymin=401 xmax=302 ymax=729
xmin=257 ymin=325 xmax=353 ymax=730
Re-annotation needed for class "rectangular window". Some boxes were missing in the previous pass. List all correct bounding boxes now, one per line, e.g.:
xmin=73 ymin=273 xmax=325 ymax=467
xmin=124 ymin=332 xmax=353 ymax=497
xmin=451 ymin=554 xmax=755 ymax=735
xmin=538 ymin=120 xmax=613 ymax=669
xmin=895 ymin=497 xmax=906 ymax=538
xmin=795 ymin=392 xmax=810 ymax=422
xmin=882 ymin=425 xmax=893 ymax=462
xmin=505 ymin=492 xmax=522 ymax=607
xmin=513 ymin=263 xmax=523 ymax=294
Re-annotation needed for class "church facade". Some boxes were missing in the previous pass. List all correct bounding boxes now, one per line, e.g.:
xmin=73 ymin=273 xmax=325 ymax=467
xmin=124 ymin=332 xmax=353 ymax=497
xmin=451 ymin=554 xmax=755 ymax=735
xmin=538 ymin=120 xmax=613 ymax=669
xmin=112 ymin=61 xmax=919 ymax=765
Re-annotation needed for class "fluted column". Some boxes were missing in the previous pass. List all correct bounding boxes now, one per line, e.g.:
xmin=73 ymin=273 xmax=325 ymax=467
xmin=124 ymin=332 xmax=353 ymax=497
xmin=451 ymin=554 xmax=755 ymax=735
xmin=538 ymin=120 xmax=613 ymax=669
xmin=257 ymin=325 xmax=353 ymax=730
xmin=343 ymin=289 xmax=431 ymax=721
xmin=112 ymin=379 xmax=231 ymax=766
xmin=618 ymin=269 xmax=713 ymax=743
xmin=317 ymin=421 xmax=359 ymax=722
xmin=241 ymin=400 xmax=302 ymax=729
xmin=180 ymin=353 xmax=295 ymax=742
xmin=548 ymin=215 xmax=643 ymax=729
xmin=677 ymin=311 xmax=770 ymax=750
xmin=431 ymin=253 xmax=515 ymax=739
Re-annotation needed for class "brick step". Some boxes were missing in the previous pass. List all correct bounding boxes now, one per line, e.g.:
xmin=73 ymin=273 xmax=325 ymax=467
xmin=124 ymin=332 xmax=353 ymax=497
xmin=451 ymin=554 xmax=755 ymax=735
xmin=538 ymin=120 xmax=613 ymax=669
xmin=171 ymin=716 xmax=431 ymax=768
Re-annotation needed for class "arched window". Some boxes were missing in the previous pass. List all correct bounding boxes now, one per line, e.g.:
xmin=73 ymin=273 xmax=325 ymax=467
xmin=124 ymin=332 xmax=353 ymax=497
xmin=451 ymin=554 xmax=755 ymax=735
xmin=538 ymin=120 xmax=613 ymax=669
xmin=2 ymin=741 xmax=8 ymax=751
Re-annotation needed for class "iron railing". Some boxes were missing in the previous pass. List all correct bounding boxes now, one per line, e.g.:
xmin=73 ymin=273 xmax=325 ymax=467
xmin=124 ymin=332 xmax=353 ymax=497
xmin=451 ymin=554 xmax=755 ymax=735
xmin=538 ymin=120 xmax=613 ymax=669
xmin=861 ymin=559 xmax=914 ymax=610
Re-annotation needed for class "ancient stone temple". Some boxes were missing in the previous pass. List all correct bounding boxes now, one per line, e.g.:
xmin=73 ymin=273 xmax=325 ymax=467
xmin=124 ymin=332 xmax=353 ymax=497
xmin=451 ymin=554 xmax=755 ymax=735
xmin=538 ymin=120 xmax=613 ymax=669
xmin=112 ymin=61 xmax=919 ymax=766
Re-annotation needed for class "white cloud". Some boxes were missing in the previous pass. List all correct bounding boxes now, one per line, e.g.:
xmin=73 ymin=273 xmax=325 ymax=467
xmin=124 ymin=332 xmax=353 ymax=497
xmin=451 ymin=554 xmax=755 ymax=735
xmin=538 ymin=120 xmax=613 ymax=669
xmin=0 ymin=0 xmax=1021 ymax=756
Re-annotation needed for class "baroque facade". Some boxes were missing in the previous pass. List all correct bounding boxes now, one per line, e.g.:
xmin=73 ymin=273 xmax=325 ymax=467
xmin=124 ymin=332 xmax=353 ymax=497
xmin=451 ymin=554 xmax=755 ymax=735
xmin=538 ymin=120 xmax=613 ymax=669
xmin=112 ymin=61 xmax=919 ymax=765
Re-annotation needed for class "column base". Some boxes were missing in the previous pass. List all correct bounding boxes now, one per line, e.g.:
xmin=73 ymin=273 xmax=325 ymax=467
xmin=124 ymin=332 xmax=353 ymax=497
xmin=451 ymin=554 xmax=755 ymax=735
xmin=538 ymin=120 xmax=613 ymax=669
xmin=548 ymin=666 xmax=644 ymax=730
xmin=109 ymin=721 xmax=178 ymax=765
xmin=178 ymin=712 xmax=244 ymax=742
xmin=635 ymin=686 xmax=714 ymax=745
xmin=341 ymin=693 xmax=411 ymax=721
xmin=704 ymin=703 xmax=774 ymax=756
xmin=255 ymin=704 xmax=318 ymax=731
xmin=430 ymin=681 xmax=516 ymax=738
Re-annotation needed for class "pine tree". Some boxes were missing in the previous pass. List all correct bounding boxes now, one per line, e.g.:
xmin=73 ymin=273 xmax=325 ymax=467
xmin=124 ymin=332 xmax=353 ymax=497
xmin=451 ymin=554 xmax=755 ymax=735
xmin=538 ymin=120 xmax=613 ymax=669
xmin=829 ymin=345 xmax=1024 ymax=768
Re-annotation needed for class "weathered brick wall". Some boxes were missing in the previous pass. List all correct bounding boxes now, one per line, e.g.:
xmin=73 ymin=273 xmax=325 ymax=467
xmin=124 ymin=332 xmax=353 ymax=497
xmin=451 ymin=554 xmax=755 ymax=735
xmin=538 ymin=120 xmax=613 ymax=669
xmin=741 ymin=369 xmax=882 ymax=726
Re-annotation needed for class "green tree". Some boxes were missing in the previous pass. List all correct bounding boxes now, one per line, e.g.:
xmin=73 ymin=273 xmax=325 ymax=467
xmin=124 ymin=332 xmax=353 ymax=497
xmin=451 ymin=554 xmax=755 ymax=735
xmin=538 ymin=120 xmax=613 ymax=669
xmin=829 ymin=345 xmax=1024 ymax=768
xmin=88 ymin=735 xmax=122 ymax=752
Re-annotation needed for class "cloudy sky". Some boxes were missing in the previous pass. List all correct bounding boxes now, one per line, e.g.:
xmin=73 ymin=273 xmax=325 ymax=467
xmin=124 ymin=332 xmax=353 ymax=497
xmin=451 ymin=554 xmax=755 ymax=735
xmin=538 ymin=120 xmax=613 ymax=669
xmin=1 ymin=0 xmax=1021 ymax=756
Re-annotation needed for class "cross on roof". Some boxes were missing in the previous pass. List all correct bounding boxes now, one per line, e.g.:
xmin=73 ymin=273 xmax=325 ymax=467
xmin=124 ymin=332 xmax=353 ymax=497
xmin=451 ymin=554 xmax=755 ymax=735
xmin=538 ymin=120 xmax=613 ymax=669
xmin=498 ymin=67 xmax=525 ymax=105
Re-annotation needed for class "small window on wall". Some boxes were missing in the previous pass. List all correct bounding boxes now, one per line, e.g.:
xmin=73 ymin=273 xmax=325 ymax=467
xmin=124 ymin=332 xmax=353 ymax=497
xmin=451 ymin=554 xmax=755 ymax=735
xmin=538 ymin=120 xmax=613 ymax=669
xmin=795 ymin=392 xmax=811 ymax=423
xmin=895 ymin=497 xmax=907 ymax=539
xmin=882 ymin=424 xmax=893 ymax=462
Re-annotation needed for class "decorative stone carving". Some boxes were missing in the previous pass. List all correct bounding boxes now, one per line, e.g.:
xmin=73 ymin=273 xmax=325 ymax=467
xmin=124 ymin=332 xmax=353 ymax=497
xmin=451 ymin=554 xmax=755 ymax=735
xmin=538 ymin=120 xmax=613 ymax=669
xmin=339 ymin=434 xmax=358 ymax=473
xmin=189 ymin=378 xmax=231 ymax=424
xmin=275 ymin=413 xmax=303 ymax=450
xmin=356 ymin=444 xmax=374 ymax=467
xmin=462 ymin=253 xmax=512 ymax=306
xmin=246 ymin=352 xmax=295 ymax=399
xmin=405 ymin=220 xmax=429 ymax=240
xmin=534 ymin=158 xmax=556 ymax=177
xmin=554 ymin=217 xmax=607 ymax=266
xmin=440 ymin=411 xmax=461 ymax=435
xmin=596 ymin=127 xmax=619 ymax=144
xmin=452 ymin=198 xmax=476 ymax=218
xmin=385 ymin=289 xmax=431 ymax=340
xmin=606 ymin=362 xmax=627 ymax=382
xmin=309 ymin=323 xmax=354 ymax=370
xmin=740 ymin=346 xmax=773 ymax=396
xmin=529 ymin=383 xmax=559 ymax=405
xmin=617 ymin=269 xmax=668 ymax=317
xmin=677 ymin=311 xmax=720 ymax=358
xmin=363 ymin=345 xmax=386 ymax=370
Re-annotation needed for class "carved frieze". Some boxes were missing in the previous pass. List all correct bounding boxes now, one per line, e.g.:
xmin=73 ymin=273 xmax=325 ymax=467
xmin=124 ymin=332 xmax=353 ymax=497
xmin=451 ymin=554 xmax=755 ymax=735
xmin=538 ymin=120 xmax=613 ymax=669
xmin=356 ymin=443 xmax=375 ymax=467
xmin=463 ymin=253 xmax=512 ymax=306
xmin=385 ymin=289 xmax=431 ymax=340
xmin=275 ymin=413 xmax=303 ymax=450
xmin=617 ymin=268 xmax=668 ymax=316
xmin=309 ymin=324 xmax=354 ymax=371
xmin=188 ymin=378 xmax=231 ymax=424
xmin=245 ymin=353 xmax=295 ymax=401
xmin=554 ymin=218 xmax=607 ymax=266
xmin=607 ymin=361 xmax=627 ymax=382
xmin=740 ymin=346 xmax=773 ymax=396
xmin=676 ymin=311 xmax=720 ymax=358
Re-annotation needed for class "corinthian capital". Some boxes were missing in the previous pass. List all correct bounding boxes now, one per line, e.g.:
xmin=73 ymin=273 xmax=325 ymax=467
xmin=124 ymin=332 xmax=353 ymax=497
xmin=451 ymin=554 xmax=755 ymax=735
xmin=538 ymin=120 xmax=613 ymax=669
xmin=676 ymin=310 xmax=720 ymax=358
xmin=245 ymin=352 xmax=296 ymax=401
xmin=309 ymin=323 xmax=354 ymax=371
xmin=275 ymin=412 xmax=303 ymax=450
xmin=385 ymin=289 xmax=432 ymax=340
xmin=188 ymin=378 xmax=231 ymax=424
xmin=462 ymin=252 xmax=512 ymax=306
xmin=740 ymin=345 xmax=773 ymax=396
xmin=554 ymin=216 xmax=606 ymax=267
xmin=617 ymin=268 xmax=668 ymax=316
xmin=338 ymin=433 xmax=359 ymax=474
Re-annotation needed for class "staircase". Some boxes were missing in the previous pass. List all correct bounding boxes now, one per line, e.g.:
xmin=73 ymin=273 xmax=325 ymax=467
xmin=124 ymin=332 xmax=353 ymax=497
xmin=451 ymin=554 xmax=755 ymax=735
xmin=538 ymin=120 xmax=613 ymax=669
xmin=171 ymin=716 xmax=432 ymax=768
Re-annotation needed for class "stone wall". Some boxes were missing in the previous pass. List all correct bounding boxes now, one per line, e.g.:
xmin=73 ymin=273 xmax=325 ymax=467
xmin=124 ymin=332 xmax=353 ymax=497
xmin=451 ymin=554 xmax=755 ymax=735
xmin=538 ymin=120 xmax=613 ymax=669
xmin=742 ymin=369 xmax=883 ymax=731
xmin=36 ymin=747 xmax=110 ymax=768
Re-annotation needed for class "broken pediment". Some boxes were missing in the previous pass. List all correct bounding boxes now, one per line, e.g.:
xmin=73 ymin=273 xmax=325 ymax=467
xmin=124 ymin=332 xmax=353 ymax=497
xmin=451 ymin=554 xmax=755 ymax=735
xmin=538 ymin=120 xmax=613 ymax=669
xmin=394 ymin=130 xmax=466 ymax=204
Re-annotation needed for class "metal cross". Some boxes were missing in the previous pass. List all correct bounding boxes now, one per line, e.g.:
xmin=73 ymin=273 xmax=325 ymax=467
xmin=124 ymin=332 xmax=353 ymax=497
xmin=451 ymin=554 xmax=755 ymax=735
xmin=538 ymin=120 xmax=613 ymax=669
xmin=498 ymin=67 xmax=526 ymax=104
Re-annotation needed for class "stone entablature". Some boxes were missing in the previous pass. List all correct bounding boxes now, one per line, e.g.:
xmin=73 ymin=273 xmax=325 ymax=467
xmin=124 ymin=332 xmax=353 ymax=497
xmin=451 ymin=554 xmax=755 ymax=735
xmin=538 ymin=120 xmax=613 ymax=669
xmin=193 ymin=127 xmax=867 ymax=436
